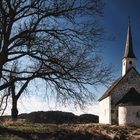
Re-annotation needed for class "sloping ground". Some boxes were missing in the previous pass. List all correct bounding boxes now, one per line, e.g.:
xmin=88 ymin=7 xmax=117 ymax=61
xmin=0 ymin=120 xmax=140 ymax=140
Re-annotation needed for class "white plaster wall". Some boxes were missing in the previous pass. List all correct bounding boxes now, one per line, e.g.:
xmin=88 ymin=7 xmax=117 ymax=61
xmin=99 ymin=96 xmax=111 ymax=124
xmin=122 ymin=58 xmax=136 ymax=76
xmin=119 ymin=106 xmax=140 ymax=127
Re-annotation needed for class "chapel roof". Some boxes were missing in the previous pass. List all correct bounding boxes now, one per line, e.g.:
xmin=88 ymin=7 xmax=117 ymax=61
xmin=98 ymin=77 xmax=121 ymax=101
xmin=98 ymin=67 xmax=140 ymax=101
xmin=116 ymin=88 xmax=140 ymax=106
xmin=123 ymin=22 xmax=136 ymax=58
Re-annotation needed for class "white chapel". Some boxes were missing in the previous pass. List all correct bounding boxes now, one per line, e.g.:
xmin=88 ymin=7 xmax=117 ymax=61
xmin=99 ymin=22 xmax=140 ymax=127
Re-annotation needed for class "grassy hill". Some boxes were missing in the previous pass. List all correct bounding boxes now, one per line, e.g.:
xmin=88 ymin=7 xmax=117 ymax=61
xmin=2 ymin=111 xmax=99 ymax=124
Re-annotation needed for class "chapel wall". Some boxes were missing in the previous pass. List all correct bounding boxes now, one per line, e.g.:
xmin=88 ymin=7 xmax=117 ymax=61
xmin=99 ymin=96 xmax=111 ymax=124
xmin=111 ymin=69 xmax=140 ymax=105
xmin=118 ymin=106 xmax=140 ymax=127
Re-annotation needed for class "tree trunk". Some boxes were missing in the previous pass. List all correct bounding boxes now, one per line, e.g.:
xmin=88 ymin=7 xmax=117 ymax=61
xmin=11 ymin=98 xmax=18 ymax=121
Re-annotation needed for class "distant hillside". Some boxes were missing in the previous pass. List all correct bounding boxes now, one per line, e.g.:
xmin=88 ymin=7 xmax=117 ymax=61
xmin=18 ymin=111 xmax=99 ymax=124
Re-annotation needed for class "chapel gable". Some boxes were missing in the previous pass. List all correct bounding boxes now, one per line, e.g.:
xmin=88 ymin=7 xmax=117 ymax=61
xmin=111 ymin=68 xmax=140 ymax=104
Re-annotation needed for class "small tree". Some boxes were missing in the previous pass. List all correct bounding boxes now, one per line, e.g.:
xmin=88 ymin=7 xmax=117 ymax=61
xmin=0 ymin=62 xmax=31 ymax=119
xmin=9 ymin=64 xmax=31 ymax=120
xmin=0 ymin=0 xmax=112 ymax=118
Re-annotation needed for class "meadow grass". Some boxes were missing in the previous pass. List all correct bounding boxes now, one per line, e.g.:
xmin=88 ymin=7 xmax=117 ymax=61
xmin=0 ymin=135 xmax=25 ymax=140
xmin=0 ymin=120 xmax=139 ymax=140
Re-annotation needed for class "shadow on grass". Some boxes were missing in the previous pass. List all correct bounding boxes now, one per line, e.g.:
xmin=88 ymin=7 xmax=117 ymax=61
xmin=0 ymin=126 xmax=111 ymax=140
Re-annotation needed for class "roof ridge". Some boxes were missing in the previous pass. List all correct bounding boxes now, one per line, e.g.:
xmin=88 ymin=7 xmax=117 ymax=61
xmin=116 ymin=88 xmax=140 ymax=106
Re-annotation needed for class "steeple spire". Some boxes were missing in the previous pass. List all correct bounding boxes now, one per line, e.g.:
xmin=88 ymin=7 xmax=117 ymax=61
xmin=122 ymin=20 xmax=136 ymax=76
xmin=123 ymin=20 xmax=136 ymax=58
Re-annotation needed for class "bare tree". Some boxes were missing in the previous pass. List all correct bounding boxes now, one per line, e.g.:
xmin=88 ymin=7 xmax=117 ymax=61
xmin=9 ymin=63 xmax=31 ymax=120
xmin=0 ymin=0 xmax=112 ymax=119
xmin=0 ymin=61 xmax=31 ymax=120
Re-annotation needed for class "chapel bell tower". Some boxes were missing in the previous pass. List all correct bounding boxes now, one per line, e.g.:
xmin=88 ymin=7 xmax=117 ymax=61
xmin=122 ymin=21 xmax=136 ymax=76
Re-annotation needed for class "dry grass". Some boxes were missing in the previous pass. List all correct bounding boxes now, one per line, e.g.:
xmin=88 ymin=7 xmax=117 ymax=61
xmin=51 ymin=123 xmax=140 ymax=139
xmin=0 ymin=118 xmax=28 ymax=127
xmin=0 ymin=121 xmax=140 ymax=140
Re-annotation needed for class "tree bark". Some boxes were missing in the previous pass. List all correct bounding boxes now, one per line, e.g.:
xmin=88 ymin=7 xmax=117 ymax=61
xmin=11 ymin=97 xmax=18 ymax=121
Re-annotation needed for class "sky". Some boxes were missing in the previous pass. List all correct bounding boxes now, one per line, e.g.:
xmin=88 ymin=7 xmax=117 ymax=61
xmin=4 ymin=0 xmax=140 ymax=116
xmin=102 ymin=0 xmax=140 ymax=75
